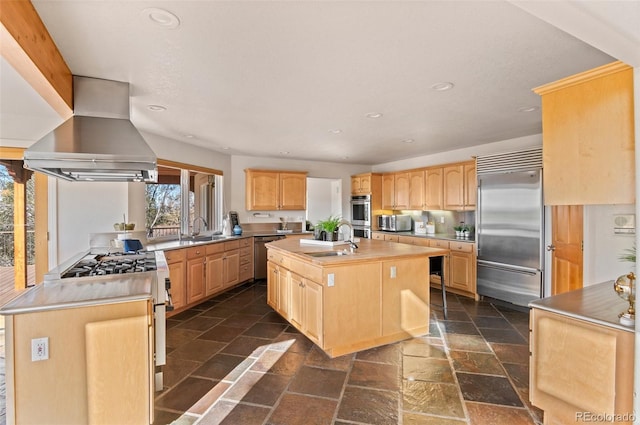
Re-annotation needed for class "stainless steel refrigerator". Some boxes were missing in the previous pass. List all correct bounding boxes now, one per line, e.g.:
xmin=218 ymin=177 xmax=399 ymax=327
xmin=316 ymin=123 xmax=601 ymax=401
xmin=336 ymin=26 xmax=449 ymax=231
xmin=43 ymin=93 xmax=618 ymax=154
xmin=476 ymin=148 xmax=544 ymax=307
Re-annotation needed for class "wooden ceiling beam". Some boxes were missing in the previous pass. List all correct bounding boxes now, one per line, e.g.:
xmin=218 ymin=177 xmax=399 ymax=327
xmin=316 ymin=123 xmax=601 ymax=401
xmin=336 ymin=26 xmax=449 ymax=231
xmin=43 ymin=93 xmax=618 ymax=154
xmin=0 ymin=0 xmax=73 ymax=118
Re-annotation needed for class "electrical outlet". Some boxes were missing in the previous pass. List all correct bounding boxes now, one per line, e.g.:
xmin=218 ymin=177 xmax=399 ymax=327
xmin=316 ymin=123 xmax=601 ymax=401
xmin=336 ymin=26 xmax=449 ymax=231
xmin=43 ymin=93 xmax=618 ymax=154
xmin=440 ymin=216 xmax=445 ymax=224
xmin=32 ymin=337 xmax=49 ymax=361
xmin=390 ymin=266 xmax=397 ymax=278
xmin=328 ymin=273 xmax=335 ymax=287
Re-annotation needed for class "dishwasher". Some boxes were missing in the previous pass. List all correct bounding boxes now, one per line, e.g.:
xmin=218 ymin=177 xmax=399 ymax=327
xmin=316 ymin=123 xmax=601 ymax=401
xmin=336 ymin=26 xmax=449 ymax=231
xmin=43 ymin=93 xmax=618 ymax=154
xmin=254 ymin=235 xmax=286 ymax=279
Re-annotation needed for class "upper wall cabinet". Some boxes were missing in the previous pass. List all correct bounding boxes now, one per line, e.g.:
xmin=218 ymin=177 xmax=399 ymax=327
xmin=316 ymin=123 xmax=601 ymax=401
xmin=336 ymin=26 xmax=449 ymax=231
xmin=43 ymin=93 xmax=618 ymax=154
xmin=424 ymin=167 xmax=444 ymax=210
xmin=245 ymin=169 xmax=308 ymax=211
xmin=382 ymin=172 xmax=410 ymax=210
xmin=443 ymin=161 xmax=476 ymax=211
xmin=351 ymin=173 xmax=381 ymax=196
xmin=534 ymin=61 xmax=635 ymax=205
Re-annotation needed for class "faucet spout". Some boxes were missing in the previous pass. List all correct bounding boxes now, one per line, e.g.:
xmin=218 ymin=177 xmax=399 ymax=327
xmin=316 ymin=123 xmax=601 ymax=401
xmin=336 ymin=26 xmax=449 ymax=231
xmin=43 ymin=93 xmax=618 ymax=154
xmin=338 ymin=220 xmax=356 ymax=247
xmin=191 ymin=216 xmax=208 ymax=236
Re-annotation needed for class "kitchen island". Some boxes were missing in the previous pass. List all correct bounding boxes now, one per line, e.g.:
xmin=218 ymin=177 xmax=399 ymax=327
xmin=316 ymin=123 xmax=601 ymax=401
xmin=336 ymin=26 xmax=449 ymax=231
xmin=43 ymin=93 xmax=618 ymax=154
xmin=529 ymin=282 xmax=634 ymax=425
xmin=266 ymin=237 xmax=448 ymax=357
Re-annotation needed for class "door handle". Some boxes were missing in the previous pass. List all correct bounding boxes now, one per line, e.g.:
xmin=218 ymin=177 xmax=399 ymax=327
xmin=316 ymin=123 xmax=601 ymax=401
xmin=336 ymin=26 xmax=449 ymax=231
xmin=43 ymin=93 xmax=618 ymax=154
xmin=546 ymin=244 xmax=556 ymax=252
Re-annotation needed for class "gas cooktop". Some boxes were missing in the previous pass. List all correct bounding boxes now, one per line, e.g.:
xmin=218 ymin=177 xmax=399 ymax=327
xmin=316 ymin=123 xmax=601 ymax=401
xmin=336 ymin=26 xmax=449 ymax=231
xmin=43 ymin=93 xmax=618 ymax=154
xmin=61 ymin=251 xmax=157 ymax=279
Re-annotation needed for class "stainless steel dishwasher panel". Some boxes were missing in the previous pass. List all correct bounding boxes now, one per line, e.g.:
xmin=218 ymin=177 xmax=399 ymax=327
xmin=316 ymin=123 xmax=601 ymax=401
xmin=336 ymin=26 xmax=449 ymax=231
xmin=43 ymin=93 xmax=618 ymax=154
xmin=254 ymin=236 xmax=285 ymax=279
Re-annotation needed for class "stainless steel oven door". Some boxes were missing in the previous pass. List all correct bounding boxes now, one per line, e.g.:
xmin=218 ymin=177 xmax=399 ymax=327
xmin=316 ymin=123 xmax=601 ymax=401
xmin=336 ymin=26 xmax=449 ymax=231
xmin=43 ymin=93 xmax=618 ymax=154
xmin=351 ymin=195 xmax=371 ymax=227
xmin=353 ymin=225 xmax=371 ymax=239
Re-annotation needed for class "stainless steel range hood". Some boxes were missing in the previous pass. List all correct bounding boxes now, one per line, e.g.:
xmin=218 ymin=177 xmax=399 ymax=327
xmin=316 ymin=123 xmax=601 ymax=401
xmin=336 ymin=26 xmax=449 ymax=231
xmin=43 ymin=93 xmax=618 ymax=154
xmin=23 ymin=76 xmax=157 ymax=182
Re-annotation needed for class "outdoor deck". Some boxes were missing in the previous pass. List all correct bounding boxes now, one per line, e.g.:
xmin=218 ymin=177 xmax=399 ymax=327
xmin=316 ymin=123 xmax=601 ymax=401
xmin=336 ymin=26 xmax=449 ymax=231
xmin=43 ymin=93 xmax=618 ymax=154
xmin=0 ymin=266 xmax=31 ymax=308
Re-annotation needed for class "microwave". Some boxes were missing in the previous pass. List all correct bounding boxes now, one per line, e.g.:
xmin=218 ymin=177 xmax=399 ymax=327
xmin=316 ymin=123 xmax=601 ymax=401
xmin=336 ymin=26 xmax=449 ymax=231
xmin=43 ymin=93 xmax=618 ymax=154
xmin=378 ymin=214 xmax=411 ymax=232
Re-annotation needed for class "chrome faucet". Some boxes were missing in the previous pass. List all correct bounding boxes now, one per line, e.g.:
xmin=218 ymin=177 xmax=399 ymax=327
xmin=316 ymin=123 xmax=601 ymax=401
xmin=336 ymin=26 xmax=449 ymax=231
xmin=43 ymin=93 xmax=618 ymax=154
xmin=191 ymin=216 xmax=208 ymax=236
xmin=338 ymin=220 xmax=358 ymax=252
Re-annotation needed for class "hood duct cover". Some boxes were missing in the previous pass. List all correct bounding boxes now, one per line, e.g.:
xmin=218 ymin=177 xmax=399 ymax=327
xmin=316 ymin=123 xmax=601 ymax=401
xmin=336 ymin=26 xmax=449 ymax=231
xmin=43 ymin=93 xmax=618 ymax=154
xmin=23 ymin=76 xmax=157 ymax=182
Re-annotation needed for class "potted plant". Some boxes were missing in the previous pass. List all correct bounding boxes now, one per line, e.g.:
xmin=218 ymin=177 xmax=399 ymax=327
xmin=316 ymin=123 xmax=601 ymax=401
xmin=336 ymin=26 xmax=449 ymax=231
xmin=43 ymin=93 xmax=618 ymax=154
xmin=453 ymin=225 xmax=463 ymax=238
xmin=317 ymin=215 xmax=342 ymax=241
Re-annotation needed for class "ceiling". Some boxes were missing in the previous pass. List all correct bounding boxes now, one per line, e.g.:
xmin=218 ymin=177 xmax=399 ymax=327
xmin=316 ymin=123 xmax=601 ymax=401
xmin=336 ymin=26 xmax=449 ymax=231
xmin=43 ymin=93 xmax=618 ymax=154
xmin=1 ymin=1 xmax=637 ymax=165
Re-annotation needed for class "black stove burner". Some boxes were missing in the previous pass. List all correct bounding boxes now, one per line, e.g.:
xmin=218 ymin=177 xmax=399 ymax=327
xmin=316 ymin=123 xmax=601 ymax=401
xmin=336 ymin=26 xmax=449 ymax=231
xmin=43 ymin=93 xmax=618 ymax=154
xmin=62 ymin=252 xmax=157 ymax=279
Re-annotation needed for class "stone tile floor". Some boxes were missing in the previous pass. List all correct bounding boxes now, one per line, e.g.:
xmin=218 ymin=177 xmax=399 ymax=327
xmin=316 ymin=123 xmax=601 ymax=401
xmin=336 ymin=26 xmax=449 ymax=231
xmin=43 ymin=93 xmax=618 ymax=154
xmin=153 ymin=281 xmax=542 ymax=425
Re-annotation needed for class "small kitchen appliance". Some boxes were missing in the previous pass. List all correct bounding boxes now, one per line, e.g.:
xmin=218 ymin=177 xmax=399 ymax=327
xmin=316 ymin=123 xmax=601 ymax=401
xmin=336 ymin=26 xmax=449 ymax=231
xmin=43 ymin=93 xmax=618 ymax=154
xmin=377 ymin=214 xmax=411 ymax=232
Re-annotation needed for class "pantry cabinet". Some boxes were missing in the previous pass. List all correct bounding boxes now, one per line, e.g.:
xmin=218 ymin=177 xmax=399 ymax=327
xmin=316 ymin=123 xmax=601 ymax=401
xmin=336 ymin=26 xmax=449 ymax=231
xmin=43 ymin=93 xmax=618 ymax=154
xmin=533 ymin=61 xmax=634 ymax=205
xmin=245 ymin=169 xmax=308 ymax=210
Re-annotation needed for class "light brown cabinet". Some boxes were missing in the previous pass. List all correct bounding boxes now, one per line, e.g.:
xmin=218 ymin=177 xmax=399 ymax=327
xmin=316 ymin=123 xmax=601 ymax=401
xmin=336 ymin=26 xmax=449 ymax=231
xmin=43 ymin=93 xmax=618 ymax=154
xmin=408 ymin=170 xmax=425 ymax=209
xmin=351 ymin=173 xmax=380 ymax=195
xmin=165 ymin=237 xmax=253 ymax=316
xmin=289 ymin=272 xmax=323 ymax=346
xmin=186 ymin=246 xmax=206 ymax=304
xmin=533 ymin=61 xmax=634 ymax=205
xmin=448 ymin=241 xmax=476 ymax=294
xmin=165 ymin=249 xmax=186 ymax=310
xmin=267 ymin=260 xmax=290 ymax=318
xmin=444 ymin=161 xmax=476 ymax=211
xmin=424 ymin=167 xmax=444 ymax=210
xmin=245 ymin=169 xmax=308 ymax=210
xmin=382 ymin=172 xmax=410 ymax=209
xmin=530 ymin=308 xmax=633 ymax=424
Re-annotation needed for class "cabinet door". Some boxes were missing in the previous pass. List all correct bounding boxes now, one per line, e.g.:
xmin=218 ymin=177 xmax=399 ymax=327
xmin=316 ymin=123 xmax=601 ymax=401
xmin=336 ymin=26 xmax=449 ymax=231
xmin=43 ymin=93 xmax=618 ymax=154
xmin=223 ymin=249 xmax=240 ymax=288
xmin=359 ymin=175 xmax=371 ymax=194
xmin=205 ymin=253 xmax=224 ymax=296
xmin=246 ymin=170 xmax=278 ymax=210
xmin=443 ymin=164 xmax=464 ymax=210
xmin=167 ymin=260 xmax=186 ymax=310
xmin=279 ymin=172 xmax=307 ymax=210
xmin=394 ymin=172 xmax=410 ymax=209
xmin=277 ymin=266 xmax=290 ymax=318
xmin=408 ymin=171 xmax=425 ymax=210
xmin=381 ymin=174 xmax=395 ymax=209
xmin=350 ymin=176 xmax=361 ymax=195
xmin=304 ymin=279 xmax=323 ymax=346
xmin=449 ymin=251 xmax=475 ymax=293
xmin=267 ymin=262 xmax=278 ymax=309
xmin=424 ymin=168 xmax=443 ymax=210
xmin=289 ymin=272 xmax=304 ymax=329
xmin=464 ymin=162 xmax=477 ymax=210
xmin=186 ymin=257 xmax=205 ymax=303
xmin=382 ymin=258 xmax=430 ymax=336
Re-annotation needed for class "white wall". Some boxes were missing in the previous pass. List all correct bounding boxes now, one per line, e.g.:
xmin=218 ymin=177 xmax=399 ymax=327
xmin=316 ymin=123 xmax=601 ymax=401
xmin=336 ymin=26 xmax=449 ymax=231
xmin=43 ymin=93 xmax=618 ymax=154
xmin=306 ymin=178 xmax=342 ymax=227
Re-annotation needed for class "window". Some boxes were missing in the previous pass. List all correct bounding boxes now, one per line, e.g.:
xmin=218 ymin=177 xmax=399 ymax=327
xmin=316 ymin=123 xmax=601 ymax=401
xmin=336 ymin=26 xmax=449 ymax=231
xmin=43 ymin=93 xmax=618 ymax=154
xmin=0 ymin=147 xmax=48 ymax=300
xmin=145 ymin=160 xmax=223 ymax=240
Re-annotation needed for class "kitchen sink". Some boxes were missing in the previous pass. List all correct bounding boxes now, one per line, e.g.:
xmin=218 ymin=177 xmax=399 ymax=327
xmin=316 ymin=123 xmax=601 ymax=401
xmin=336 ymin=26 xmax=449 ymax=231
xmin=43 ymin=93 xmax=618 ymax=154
xmin=184 ymin=234 xmax=229 ymax=242
xmin=305 ymin=251 xmax=351 ymax=257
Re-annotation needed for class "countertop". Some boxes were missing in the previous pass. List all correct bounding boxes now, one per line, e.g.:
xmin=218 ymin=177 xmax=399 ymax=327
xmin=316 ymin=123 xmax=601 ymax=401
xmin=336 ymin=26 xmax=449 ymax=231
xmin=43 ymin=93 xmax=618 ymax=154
xmin=529 ymin=281 xmax=633 ymax=332
xmin=267 ymin=237 xmax=448 ymax=265
xmin=374 ymin=230 xmax=476 ymax=243
xmin=0 ymin=273 xmax=153 ymax=315
xmin=146 ymin=231 xmax=313 ymax=252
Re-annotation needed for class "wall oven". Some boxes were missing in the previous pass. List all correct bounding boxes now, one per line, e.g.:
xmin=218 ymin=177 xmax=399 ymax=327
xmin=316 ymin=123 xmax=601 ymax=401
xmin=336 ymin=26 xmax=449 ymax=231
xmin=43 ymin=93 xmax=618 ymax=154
xmin=350 ymin=195 xmax=371 ymax=226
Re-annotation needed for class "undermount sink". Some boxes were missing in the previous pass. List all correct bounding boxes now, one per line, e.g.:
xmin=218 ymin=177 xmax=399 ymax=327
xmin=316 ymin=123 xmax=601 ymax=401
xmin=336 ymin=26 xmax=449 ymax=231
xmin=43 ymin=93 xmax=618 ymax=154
xmin=184 ymin=234 xmax=229 ymax=242
xmin=305 ymin=251 xmax=351 ymax=257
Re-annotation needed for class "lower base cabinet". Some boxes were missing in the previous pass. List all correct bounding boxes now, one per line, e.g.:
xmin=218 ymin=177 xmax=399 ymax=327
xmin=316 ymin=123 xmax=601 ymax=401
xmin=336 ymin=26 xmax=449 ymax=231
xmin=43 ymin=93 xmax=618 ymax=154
xmin=290 ymin=272 xmax=323 ymax=346
xmin=530 ymin=308 xmax=634 ymax=424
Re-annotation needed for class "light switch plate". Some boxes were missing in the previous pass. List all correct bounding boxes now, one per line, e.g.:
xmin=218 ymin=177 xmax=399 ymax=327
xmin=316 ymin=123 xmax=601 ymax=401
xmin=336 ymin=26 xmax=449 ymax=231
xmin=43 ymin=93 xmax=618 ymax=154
xmin=32 ymin=337 xmax=49 ymax=361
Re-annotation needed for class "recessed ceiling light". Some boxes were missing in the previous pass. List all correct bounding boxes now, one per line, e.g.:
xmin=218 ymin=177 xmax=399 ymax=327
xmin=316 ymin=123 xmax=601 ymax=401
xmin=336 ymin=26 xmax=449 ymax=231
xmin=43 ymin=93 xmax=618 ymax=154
xmin=183 ymin=134 xmax=195 ymax=139
xmin=147 ymin=104 xmax=166 ymax=111
xmin=222 ymin=147 xmax=230 ymax=150
xmin=518 ymin=106 xmax=539 ymax=113
xmin=402 ymin=138 xmax=415 ymax=144
xmin=280 ymin=151 xmax=290 ymax=155
xmin=431 ymin=82 xmax=454 ymax=91
xmin=342 ymin=156 xmax=349 ymax=160
xmin=366 ymin=112 xmax=383 ymax=119
xmin=141 ymin=8 xmax=180 ymax=29
xmin=329 ymin=129 xmax=342 ymax=134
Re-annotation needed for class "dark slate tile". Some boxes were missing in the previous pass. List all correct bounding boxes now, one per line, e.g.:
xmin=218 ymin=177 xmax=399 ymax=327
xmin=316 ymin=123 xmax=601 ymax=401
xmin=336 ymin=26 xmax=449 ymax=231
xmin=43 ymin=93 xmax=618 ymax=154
xmin=456 ymin=372 xmax=523 ymax=407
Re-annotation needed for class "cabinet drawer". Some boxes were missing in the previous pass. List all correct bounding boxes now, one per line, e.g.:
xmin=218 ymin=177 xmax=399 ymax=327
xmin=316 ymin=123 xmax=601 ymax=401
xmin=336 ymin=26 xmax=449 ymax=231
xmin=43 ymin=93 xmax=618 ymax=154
xmin=186 ymin=246 xmax=206 ymax=259
xmin=240 ymin=246 xmax=252 ymax=257
xmin=398 ymin=236 xmax=417 ymax=245
xmin=372 ymin=232 xmax=385 ymax=241
xmin=268 ymin=251 xmax=290 ymax=268
xmin=205 ymin=243 xmax=225 ymax=255
xmin=240 ymin=255 xmax=252 ymax=266
xmin=450 ymin=242 xmax=474 ymax=253
xmin=384 ymin=235 xmax=399 ymax=243
xmin=428 ymin=239 xmax=449 ymax=249
xmin=239 ymin=237 xmax=252 ymax=248
xmin=164 ymin=249 xmax=185 ymax=263
xmin=224 ymin=240 xmax=240 ymax=250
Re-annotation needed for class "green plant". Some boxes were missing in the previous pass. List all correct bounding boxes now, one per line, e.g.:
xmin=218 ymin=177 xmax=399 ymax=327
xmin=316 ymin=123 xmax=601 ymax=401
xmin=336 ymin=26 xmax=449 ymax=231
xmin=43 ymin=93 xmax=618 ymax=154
xmin=453 ymin=225 xmax=463 ymax=232
xmin=619 ymin=243 xmax=636 ymax=263
xmin=317 ymin=215 xmax=341 ymax=233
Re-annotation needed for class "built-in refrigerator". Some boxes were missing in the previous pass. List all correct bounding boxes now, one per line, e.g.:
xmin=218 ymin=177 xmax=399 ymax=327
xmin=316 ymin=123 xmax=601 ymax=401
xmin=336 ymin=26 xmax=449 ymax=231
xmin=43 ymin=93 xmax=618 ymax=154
xmin=476 ymin=148 xmax=544 ymax=307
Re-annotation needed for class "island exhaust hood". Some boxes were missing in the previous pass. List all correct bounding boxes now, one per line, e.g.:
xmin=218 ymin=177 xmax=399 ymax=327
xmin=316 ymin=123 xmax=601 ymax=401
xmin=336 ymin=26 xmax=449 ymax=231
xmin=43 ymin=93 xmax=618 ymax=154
xmin=23 ymin=76 xmax=157 ymax=182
